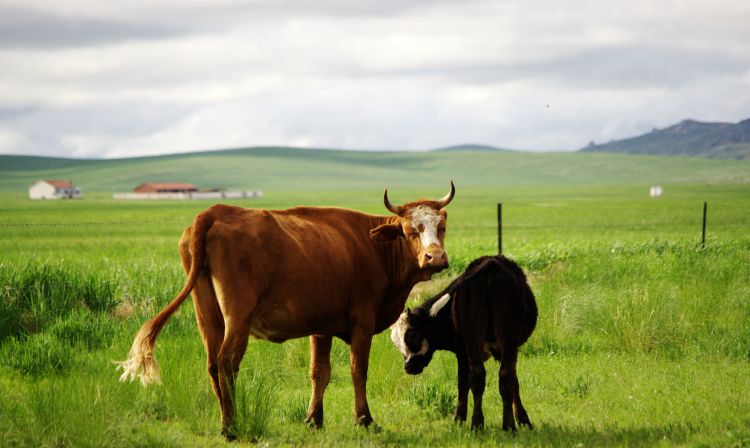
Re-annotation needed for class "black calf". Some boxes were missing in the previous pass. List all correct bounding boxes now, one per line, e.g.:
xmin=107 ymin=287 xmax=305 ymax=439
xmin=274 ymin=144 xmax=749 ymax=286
xmin=390 ymin=255 xmax=538 ymax=431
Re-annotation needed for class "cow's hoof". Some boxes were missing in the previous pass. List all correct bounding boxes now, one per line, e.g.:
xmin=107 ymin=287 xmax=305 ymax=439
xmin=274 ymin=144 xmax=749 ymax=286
xmin=501 ymin=423 xmax=518 ymax=433
xmin=453 ymin=413 xmax=467 ymax=424
xmin=518 ymin=419 xmax=533 ymax=430
xmin=221 ymin=428 xmax=237 ymax=442
xmin=305 ymin=416 xmax=324 ymax=430
xmin=355 ymin=415 xmax=380 ymax=431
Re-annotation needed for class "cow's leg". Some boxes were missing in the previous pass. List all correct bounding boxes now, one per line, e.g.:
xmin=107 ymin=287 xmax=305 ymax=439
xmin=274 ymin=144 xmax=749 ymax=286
xmin=349 ymin=322 xmax=375 ymax=427
xmin=499 ymin=346 xmax=519 ymax=432
xmin=180 ymin=234 xmax=225 ymax=408
xmin=454 ymin=352 xmax=470 ymax=423
xmin=305 ymin=335 xmax=333 ymax=428
xmin=193 ymin=275 xmax=225 ymax=408
xmin=217 ymin=322 xmax=252 ymax=439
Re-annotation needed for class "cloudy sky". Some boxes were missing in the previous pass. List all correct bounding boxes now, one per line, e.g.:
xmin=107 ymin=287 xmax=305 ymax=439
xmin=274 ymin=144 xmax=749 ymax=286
xmin=1 ymin=0 xmax=749 ymax=158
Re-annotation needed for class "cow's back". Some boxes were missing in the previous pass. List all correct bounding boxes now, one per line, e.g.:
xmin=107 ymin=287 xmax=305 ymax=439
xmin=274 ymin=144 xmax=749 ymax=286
xmin=191 ymin=204 xmax=393 ymax=341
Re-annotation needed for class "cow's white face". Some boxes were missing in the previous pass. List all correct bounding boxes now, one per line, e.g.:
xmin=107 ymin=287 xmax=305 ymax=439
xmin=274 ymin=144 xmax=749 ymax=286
xmin=402 ymin=206 xmax=448 ymax=270
xmin=369 ymin=182 xmax=454 ymax=273
xmin=390 ymin=309 xmax=433 ymax=375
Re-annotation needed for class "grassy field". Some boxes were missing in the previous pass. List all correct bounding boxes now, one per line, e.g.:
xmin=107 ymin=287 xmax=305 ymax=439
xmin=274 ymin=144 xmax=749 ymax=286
xmin=1 ymin=150 xmax=749 ymax=446
xmin=2 ymin=147 xmax=750 ymax=193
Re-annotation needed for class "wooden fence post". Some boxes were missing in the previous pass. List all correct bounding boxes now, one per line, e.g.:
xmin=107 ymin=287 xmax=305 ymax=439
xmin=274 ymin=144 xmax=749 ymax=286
xmin=497 ymin=203 xmax=503 ymax=254
xmin=701 ymin=202 xmax=707 ymax=248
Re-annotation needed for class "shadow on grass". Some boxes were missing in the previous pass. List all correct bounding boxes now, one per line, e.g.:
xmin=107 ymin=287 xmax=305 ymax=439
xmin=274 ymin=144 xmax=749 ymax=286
xmin=364 ymin=421 xmax=726 ymax=447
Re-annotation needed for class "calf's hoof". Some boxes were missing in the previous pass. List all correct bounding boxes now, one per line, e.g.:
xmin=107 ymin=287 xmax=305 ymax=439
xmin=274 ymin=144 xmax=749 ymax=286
xmin=502 ymin=423 xmax=518 ymax=433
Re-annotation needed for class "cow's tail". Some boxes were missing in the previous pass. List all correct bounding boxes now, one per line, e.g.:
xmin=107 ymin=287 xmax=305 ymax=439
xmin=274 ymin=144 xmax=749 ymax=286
xmin=116 ymin=211 xmax=216 ymax=387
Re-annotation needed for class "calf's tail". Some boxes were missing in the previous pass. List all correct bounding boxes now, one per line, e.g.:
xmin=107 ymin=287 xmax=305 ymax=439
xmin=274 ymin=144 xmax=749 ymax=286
xmin=116 ymin=211 xmax=215 ymax=386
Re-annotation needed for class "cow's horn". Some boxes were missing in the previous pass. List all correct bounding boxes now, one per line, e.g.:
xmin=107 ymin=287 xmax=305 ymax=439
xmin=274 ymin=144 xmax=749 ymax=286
xmin=384 ymin=188 xmax=403 ymax=215
xmin=436 ymin=181 xmax=455 ymax=208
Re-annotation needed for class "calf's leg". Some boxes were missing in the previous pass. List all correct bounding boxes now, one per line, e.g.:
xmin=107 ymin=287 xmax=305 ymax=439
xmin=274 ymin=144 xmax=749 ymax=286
xmin=469 ymin=361 xmax=486 ymax=429
xmin=498 ymin=347 xmax=519 ymax=431
xmin=512 ymin=365 xmax=533 ymax=429
xmin=306 ymin=335 xmax=333 ymax=428
xmin=458 ymin=290 xmax=489 ymax=429
xmin=454 ymin=354 xmax=470 ymax=423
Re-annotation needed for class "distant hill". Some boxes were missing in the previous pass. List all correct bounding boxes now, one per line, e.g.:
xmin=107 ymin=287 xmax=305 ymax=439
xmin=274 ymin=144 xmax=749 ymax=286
xmin=433 ymin=144 xmax=506 ymax=152
xmin=1 ymin=146 xmax=749 ymax=193
xmin=580 ymin=118 xmax=750 ymax=159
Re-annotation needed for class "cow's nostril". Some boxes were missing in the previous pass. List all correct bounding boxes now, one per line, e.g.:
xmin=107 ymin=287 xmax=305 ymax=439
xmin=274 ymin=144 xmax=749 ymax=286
xmin=425 ymin=253 xmax=433 ymax=262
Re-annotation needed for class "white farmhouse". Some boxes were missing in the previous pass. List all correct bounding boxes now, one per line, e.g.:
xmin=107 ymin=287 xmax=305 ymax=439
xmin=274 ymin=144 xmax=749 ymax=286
xmin=29 ymin=180 xmax=83 ymax=200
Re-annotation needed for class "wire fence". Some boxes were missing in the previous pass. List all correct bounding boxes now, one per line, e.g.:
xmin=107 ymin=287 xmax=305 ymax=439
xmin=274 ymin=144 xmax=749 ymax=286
xmin=0 ymin=217 xmax=192 ymax=227
xmin=0 ymin=203 xmax=746 ymax=231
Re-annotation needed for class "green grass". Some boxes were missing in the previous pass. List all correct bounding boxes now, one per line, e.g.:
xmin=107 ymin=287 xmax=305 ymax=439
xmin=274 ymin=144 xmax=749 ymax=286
xmin=0 ymin=179 xmax=749 ymax=446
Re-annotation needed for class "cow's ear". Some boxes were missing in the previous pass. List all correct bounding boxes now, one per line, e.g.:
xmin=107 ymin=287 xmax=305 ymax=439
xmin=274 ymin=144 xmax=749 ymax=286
xmin=370 ymin=223 xmax=404 ymax=242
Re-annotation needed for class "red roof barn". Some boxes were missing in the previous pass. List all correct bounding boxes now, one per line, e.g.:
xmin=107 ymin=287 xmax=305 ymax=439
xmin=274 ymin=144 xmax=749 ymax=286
xmin=134 ymin=182 xmax=198 ymax=193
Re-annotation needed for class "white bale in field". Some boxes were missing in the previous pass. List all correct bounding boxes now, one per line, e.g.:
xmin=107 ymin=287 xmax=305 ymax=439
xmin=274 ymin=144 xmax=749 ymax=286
xmin=649 ymin=186 xmax=663 ymax=198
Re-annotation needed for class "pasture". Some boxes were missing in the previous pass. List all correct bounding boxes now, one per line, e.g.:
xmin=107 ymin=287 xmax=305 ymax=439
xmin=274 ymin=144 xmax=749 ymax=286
xmin=1 ymin=178 xmax=749 ymax=446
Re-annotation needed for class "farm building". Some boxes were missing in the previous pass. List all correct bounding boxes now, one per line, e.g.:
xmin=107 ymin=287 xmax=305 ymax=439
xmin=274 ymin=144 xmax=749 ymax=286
xmin=133 ymin=182 xmax=198 ymax=193
xmin=114 ymin=182 xmax=262 ymax=200
xmin=29 ymin=180 xmax=82 ymax=200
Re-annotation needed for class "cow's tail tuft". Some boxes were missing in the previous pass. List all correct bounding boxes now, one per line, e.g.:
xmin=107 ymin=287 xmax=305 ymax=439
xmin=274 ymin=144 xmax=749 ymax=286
xmin=116 ymin=325 xmax=163 ymax=386
xmin=116 ymin=211 xmax=216 ymax=387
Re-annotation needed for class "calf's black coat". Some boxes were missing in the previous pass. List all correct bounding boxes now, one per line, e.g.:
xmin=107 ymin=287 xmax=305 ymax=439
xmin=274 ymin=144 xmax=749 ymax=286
xmin=394 ymin=255 xmax=537 ymax=431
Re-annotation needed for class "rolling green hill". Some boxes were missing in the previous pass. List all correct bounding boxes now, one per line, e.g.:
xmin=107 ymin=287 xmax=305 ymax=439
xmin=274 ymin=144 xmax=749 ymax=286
xmin=1 ymin=146 xmax=749 ymax=193
xmin=580 ymin=118 xmax=750 ymax=159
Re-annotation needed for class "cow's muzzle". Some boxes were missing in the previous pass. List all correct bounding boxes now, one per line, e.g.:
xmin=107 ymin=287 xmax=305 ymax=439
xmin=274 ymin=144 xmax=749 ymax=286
xmin=419 ymin=248 xmax=448 ymax=270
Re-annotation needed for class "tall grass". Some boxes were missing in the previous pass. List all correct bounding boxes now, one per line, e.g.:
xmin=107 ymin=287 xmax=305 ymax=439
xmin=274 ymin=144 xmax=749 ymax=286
xmin=0 ymin=262 xmax=118 ymax=340
xmin=0 ymin=262 xmax=120 ymax=376
xmin=525 ymin=238 xmax=750 ymax=359
xmin=229 ymin=369 xmax=278 ymax=441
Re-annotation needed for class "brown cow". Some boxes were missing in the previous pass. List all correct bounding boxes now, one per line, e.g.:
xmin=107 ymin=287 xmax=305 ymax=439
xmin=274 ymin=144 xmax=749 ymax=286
xmin=117 ymin=183 xmax=455 ymax=438
xmin=390 ymin=255 xmax=537 ymax=431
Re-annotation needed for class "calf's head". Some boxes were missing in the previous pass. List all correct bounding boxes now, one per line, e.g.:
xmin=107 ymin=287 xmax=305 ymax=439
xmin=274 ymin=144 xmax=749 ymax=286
xmin=390 ymin=308 xmax=436 ymax=375
xmin=370 ymin=181 xmax=454 ymax=272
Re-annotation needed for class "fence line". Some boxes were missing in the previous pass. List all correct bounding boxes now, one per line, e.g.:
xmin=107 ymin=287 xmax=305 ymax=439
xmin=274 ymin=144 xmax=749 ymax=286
xmin=511 ymin=203 xmax=750 ymax=212
xmin=0 ymin=217 xmax=192 ymax=227
xmin=0 ymin=203 xmax=745 ymax=230
xmin=4 ymin=220 xmax=739 ymax=229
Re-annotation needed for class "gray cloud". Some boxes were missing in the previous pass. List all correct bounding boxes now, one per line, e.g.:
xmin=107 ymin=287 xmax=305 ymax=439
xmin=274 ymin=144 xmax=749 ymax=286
xmin=0 ymin=5 xmax=187 ymax=49
xmin=0 ymin=0 xmax=748 ymax=158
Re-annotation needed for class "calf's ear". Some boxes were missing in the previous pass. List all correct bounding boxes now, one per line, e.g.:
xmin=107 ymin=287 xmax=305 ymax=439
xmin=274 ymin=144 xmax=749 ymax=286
xmin=429 ymin=294 xmax=451 ymax=317
xmin=370 ymin=223 xmax=404 ymax=242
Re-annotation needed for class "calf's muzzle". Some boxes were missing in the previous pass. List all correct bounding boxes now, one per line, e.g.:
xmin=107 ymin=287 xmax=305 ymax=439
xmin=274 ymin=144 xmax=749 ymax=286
xmin=404 ymin=354 xmax=429 ymax=375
